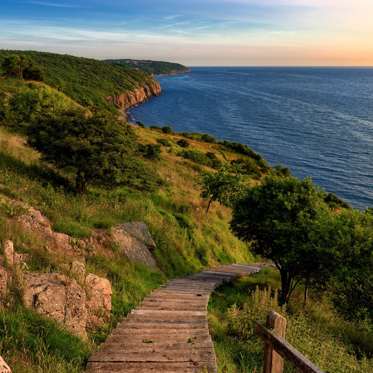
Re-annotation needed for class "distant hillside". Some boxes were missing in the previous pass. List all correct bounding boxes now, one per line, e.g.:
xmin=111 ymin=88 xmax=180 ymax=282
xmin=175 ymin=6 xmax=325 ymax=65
xmin=106 ymin=59 xmax=189 ymax=75
xmin=0 ymin=50 xmax=160 ymax=111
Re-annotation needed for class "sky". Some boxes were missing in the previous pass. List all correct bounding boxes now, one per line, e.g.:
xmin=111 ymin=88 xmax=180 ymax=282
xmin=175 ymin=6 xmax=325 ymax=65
xmin=0 ymin=0 xmax=373 ymax=66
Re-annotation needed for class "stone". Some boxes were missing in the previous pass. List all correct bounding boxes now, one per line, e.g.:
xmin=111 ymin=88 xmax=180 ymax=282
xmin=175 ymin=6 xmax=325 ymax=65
xmin=0 ymin=356 xmax=11 ymax=373
xmin=85 ymin=273 xmax=112 ymax=329
xmin=17 ymin=207 xmax=77 ymax=257
xmin=3 ymin=241 xmax=14 ymax=267
xmin=22 ymin=273 xmax=87 ymax=338
xmin=65 ymin=280 xmax=87 ymax=338
xmin=112 ymin=222 xmax=157 ymax=268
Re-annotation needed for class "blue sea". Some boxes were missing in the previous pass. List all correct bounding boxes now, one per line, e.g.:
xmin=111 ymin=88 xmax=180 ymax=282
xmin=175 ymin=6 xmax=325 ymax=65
xmin=131 ymin=67 xmax=373 ymax=209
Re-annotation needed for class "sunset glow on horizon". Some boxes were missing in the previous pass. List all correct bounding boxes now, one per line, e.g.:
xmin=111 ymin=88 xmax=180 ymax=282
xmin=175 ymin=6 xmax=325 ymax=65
xmin=0 ymin=0 xmax=373 ymax=66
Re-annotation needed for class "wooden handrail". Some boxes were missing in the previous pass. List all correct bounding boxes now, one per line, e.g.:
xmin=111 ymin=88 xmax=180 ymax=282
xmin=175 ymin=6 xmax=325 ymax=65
xmin=256 ymin=312 xmax=324 ymax=373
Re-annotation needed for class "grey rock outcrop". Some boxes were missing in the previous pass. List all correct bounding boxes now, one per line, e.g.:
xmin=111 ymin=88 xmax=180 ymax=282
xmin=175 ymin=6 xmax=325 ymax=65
xmin=112 ymin=222 xmax=157 ymax=268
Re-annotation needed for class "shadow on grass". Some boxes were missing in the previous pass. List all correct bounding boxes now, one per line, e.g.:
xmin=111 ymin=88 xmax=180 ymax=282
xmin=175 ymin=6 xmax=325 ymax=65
xmin=0 ymin=150 xmax=74 ymax=192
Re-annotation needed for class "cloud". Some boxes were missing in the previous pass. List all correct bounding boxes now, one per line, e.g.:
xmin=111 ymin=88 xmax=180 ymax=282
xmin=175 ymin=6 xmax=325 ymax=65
xmin=27 ymin=1 xmax=80 ymax=8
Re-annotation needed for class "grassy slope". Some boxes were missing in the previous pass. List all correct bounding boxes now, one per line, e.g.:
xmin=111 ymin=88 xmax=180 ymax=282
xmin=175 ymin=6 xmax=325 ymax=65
xmin=0 ymin=120 xmax=257 ymax=371
xmin=106 ymin=59 xmax=189 ymax=75
xmin=208 ymin=269 xmax=373 ymax=373
xmin=0 ymin=50 xmax=157 ymax=110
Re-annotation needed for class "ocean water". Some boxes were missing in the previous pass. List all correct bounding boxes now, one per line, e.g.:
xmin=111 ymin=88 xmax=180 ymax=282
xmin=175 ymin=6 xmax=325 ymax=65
xmin=131 ymin=67 xmax=373 ymax=209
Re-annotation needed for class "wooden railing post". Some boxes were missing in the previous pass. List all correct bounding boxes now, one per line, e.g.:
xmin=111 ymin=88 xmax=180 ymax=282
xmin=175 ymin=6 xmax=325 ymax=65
xmin=263 ymin=311 xmax=287 ymax=373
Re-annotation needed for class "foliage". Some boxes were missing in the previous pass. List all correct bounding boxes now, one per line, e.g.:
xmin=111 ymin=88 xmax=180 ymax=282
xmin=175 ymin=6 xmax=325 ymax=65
xmin=272 ymin=164 xmax=292 ymax=177
xmin=27 ymin=111 xmax=140 ymax=192
xmin=1 ymin=80 xmax=83 ymax=131
xmin=157 ymin=138 xmax=172 ymax=147
xmin=161 ymin=126 xmax=173 ymax=134
xmin=200 ymin=168 xmax=244 ymax=213
xmin=140 ymin=143 xmax=162 ymax=160
xmin=106 ymin=59 xmax=188 ymax=75
xmin=179 ymin=149 xmax=222 ymax=169
xmin=324 ymin=192 xmax=351 ymax=209
xmin=231 ymin=176 xmax=335 ymax=304
xmin=219 ymin=140 xmax=263 ymax=161
xmin=1 ymin=54 xmax=43 ymax=81
xmin=177 ymin=139 xmax=190 ymax=148
xmin=0 ymin=50 xmax=157 ymax=111
xmin=331 ymin=210 xmax=373 ymax=323
xmin=208 ymin=271 xmax=373 ymax=373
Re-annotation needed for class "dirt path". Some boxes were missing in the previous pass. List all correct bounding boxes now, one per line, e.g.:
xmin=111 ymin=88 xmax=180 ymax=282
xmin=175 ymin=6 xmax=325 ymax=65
xmin=87 ymin=264 xmax=261 ymax=373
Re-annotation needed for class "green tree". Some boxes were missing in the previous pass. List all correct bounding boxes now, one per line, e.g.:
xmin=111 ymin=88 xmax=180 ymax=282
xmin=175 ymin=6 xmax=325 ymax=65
xmin=231 ymin=176 xmax=335 ymax=305
xmin=200 ymin=168 xmax=243 ymax=213
xmin=27 ymin=111 xmax=137 ymax=193
xmin=1 ymin=55 xmax=43 ymax=81
xmin=331 ymin=210 xmax=373 ymax=322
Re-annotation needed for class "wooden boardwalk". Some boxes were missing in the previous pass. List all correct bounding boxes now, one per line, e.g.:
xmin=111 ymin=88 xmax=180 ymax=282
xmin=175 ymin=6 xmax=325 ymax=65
xmin=87 ymin=264 xmax=261 ymax=373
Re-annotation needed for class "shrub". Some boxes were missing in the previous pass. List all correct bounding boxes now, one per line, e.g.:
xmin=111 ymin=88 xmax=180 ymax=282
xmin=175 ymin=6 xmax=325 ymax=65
xmin=161 ymin=126 xmax=173 ymax=134
xmin=179 ymin=149 xmax=222 ymax=169
xmin=27 ymin=111 xmax=138 ymax=193
xmin=177 ymin=139 xmax=190 ymax=148
xmin=219 ymin=140 xmax=262 ymax=161
xmin=140 ymin=143 xmax=161 ymax=160
xmin=230 ymin=158 xmax=261 ymax=177
xmin=272 ymin=165 xmax=292 ymax=177
xmin=201 ymin=134 xmax=217 ymax=143
xmin=136 ymin=121 xmax=144 ymax=127
xmin=157 ymin=138 xmax=172 ymax=147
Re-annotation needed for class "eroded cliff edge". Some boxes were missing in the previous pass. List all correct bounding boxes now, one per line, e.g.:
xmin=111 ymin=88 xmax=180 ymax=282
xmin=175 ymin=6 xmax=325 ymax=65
xmin=106 ymin=80 xmax=162 ymax=112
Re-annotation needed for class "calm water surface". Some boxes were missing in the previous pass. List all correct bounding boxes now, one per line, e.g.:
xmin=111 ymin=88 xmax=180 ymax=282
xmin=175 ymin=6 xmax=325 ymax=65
xmin=131 ymin=67 xmax=373 ymax=209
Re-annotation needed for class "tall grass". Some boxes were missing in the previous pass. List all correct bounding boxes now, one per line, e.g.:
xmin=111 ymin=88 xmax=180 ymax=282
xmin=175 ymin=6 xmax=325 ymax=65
xmin=208 ymin=269 xmax=373 ymax=373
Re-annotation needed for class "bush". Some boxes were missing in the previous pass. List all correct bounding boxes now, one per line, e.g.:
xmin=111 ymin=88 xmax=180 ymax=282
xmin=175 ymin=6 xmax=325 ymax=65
xmin=201 ymin=134 xmax=217 ymax=143
xmin=219 ymin=140 xmax=262 ymax=161
xmin=230 ymin=158 xmax=262 ymax=177
xmin=177 ymin=139 xmax=190 ymax=148
xmin=27 ymin=111 xmax=138 ymax=193
xmin=140 ymin=143 xmax=161 ymax=160
xmin=179 ymin=149 xmax=222 ymax=169
xmin=161 ymin=126 xmax=173 ymax=134
xmin=157 ymin=138 xmax=172 ymax=147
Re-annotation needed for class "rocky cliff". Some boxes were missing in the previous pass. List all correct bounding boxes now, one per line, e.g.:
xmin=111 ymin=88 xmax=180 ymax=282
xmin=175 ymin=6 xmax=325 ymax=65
xmin=106 ymin=80 xmax=161 ymax=112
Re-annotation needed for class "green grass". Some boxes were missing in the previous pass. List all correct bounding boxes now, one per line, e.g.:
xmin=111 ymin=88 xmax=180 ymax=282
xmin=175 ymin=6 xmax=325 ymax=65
xmin=0 ymin=306 xmax=90 ymax=373
xmin=208 ymin=269 xmax=373 ymax=373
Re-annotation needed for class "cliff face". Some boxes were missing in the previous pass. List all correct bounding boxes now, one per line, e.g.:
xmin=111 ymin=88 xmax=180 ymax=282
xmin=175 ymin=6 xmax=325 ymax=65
xmin=107 ymin=80 xmax=161 ymax=111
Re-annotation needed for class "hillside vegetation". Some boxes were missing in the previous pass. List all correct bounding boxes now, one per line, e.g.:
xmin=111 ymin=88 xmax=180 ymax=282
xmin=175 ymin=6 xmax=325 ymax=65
xmin=106 ymin=59 xmax=189 ymax=75
xmin=0 ymin=52 xmax=271 ymax=371
xmin=0 ymin=51 xmax=371 ymax=373
xmin=0 ymin=50 xmax=157 ymax=111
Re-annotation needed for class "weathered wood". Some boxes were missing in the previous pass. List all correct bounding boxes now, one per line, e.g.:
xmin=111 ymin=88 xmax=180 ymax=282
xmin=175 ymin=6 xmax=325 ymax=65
xmin=263 ymin=311 xmax=287 ymax=373
xmin=256 ymin=323 xmax=325 ymax=373
xmin=87 ymin=264 xmax=260 ymax=373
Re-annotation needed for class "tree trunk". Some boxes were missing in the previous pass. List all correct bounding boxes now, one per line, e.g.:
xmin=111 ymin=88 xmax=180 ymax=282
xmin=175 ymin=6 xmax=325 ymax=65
xmin=206 ymin=198 xmax=213 ymax=214
xmin=303 ymin=278 xmax=309 ymax=308
xmin=279 ymin=270 xmax=292 ymax=306
xmin=76 ymin=172 xmax=86 ymax=194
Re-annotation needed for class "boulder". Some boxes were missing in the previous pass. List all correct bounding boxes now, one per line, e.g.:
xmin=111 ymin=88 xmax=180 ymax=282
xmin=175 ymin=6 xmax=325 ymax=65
xmin=85 ymin=273 xmax=112 ymax=329
xmin=112 ymin=222 xmax=157 ymax=268
xmin=22 ymin=273 xmax=87 ymax=338
xmin=0 ymin=356 xmax=11 ymax=373
xmin=17 ymin=207 xmax=78 ymax=257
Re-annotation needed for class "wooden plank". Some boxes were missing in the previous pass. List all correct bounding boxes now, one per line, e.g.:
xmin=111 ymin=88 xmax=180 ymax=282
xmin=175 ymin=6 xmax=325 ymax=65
xmin=87 ymin=264 xmax=260 ymax=373
xmin=256 ymin=323 xmax=325 ymax=373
